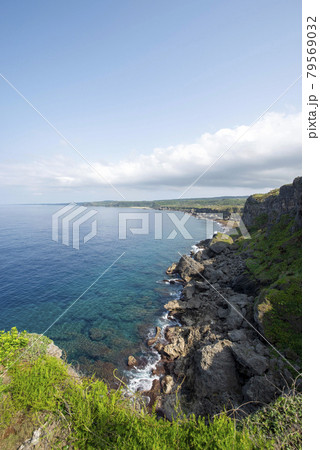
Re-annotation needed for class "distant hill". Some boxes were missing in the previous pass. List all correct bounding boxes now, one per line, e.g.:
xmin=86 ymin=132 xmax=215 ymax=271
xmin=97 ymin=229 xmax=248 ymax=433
xmin=81 ymin=196 xmax=247 ymax=214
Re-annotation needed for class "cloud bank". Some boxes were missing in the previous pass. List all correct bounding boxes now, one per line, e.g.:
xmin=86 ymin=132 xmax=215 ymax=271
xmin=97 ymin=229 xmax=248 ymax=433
xmin=0 ymin=112 xmax=301 ymax=197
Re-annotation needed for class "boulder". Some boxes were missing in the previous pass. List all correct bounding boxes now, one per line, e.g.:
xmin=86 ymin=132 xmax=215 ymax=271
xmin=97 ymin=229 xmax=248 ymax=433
xmin=166 ymin=262 xmax=178 ymax=275
xmin=127 ymin=355 xmax=137 ymax=367
xmin=225 ymin=306 xmax=243 ymax=329
xmin=164 ymin=299 xmax=186 ymax=312
xmin=208 ymin=242 xmax=231 ymax=255
xmin=175 ymin=255 xmax=205 ymax=282
xmin=227 ymin=329 xmax=248 ymax=342
xmin=207 ymin=233 xmax=233 ymax=255
xmin=195 ymin=340 xmax=241 ymax=397
xmin=231 ymin=343 xmax=269 ymax=375
xmin=243 ymin=376 xmax=277 ymax=404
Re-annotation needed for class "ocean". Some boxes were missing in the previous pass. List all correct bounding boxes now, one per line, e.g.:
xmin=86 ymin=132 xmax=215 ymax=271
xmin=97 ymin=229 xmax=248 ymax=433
xmin=0 ymin=205 xmax=221 ymax=390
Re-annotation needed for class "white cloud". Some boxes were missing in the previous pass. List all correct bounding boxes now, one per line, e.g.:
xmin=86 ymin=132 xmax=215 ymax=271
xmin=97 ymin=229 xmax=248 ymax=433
xmin=0 ymin=112 xmax=301 ymax=196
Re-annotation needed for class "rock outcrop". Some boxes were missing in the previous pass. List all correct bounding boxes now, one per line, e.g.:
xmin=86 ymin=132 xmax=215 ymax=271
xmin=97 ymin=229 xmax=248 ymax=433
xmin=242 ymin=176 xmax=302 ymax=229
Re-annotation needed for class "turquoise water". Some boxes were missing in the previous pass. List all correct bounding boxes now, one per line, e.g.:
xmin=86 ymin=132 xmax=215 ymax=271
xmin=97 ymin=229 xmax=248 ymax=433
xmin=0 ymin=205 xmax=220 ymax=382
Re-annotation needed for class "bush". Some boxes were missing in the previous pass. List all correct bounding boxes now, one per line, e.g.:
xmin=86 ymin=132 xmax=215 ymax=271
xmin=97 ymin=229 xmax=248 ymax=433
xmin=0 ymin=327 xmax=29 ymax=369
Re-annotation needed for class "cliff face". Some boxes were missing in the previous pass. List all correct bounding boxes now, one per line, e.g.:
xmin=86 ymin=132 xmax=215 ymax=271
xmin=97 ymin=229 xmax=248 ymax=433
xmin=242 ymin=176 xmax=302 ymax=229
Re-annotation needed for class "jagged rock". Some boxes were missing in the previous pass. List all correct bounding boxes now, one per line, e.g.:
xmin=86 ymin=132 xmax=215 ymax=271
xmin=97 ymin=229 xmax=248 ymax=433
xmin=161 ymin=393 xmax=180 ymax=420
xmin=194 ymin=281 xmax=210 ymax=291
xmin=147 ymin=326 xmax=161 ymax=346
xmin=225 ymin=306 xmax=243 ymax=329
xmin=208 ymin=242 xmax=231 ymax=255
xmin=203 ymin=266 xmax=228 ymax=283
xmin=194 ymin=340 xmax=241 ymax=398
xmin=231 ymin=343 xmax=269 ymax=375
xmin=183 ymin=282 xmax=196 ymax=300
xmin=154 ymin=342 xmax=164 ymax=353
xmin=127 ymin=355 xmax=137 ymax=367
xmin=164 ymin=299 xmax=186 ymax=311
xmin=243 ymin=375 xmax=277 ymax=404
xmin=163 ymin=339 xmax=185 ymax=360
xmin=227 ymin=329 xmax=248 ymax=342
xmin=161 ymin=375 xmax=174 ymax=394
xmin=166 ymin=262 xmax=178 ymax=275
xmin=175 ymin=255 xmax=205 ymax=282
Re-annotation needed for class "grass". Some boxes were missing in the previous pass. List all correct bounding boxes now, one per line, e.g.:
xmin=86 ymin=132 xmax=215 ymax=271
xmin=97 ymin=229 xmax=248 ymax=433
xmin=0 ymin=328 xmax=277 ymax=449
xmin=243 ymin=390 xmax=302 ymax=449
xmin=252 ymin=189 xmax=280 ymax=202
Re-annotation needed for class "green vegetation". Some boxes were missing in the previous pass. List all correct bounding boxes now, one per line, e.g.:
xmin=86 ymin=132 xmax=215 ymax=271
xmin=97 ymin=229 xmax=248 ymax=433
xmin=82 ymin=196 xmax=247 ymax=215
xmin=0 ymin=327 xmax=28 ymax=369
xmin=238 ymin=215 xmax=302 ymax=358
xmin=252 ymin=188 xmax=280 ymax=202
xmin=0 ymin=327 xmax=294 ymax=449
xmin=243 ymin=390 xmax=302 ymax=449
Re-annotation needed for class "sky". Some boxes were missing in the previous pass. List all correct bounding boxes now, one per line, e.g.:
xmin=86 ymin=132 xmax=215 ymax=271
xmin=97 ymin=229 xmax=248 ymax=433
xmin=0 ymin=0 xmax=301 ymax=203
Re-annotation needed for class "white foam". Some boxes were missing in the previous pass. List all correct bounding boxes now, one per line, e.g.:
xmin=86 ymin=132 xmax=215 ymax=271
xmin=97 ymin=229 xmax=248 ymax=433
xmin=125 ymin=310 xmax=181 ymax=393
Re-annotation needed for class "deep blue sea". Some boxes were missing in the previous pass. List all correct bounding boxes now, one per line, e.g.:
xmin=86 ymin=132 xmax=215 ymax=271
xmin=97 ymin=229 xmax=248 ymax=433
xmin=0 ymin=205 xmax=220 ymax=388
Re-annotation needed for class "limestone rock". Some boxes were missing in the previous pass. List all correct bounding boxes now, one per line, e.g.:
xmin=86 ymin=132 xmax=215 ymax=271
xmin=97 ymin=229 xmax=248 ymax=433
xmin=161 ymin=375 xmax=174 ymax=394
xmin=175 ymin=255 xmax=204 ymax=282
xmin=242 ymin=176 xmax=302 ymax=229
xmin=243 ymin=375 xmax=277 ymax=404
xmin=166 ymin=262 xmax=178 ymax=275
xmin=127 ymin=355 xmax=137 ymax=367
xmin=195 ymin=340 xmax=241 ymax=396
xmin=231 ymin=343 xmax=269 ymax=375
xmin=147 ymin=326 xmax=161 ymax=346
xmin=46 ymin=342 xmax=62 ymax=359
xmin=225 ymin=306 xmax=243 ymax=329
xmin=227 ymin=329 xmax=248 ymax=342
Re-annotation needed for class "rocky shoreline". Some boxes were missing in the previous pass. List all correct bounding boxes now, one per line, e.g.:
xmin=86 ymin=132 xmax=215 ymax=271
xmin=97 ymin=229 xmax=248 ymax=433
xmin=140 ymin=233 xmax=299 ymax=419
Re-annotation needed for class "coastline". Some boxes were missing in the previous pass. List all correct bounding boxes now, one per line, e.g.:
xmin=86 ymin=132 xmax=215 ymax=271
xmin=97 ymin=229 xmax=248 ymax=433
xmin=136 ymin=229 xmax=300 ymax=418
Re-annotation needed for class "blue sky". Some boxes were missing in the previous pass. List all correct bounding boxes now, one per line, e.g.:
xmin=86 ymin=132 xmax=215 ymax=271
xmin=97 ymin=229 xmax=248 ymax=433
xmin=0 ymin=0 xmax=301 ymax=203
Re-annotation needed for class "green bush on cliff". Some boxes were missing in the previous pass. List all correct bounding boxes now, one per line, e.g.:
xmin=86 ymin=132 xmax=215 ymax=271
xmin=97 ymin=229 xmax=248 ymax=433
xmin=0 ymin=327 xmax=29 ymax=369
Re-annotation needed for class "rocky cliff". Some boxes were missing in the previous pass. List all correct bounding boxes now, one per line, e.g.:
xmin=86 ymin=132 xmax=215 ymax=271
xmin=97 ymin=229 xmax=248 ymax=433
xmin=146 ymin=178 xmax=302 ymax=420
xmin=242 ymin=176 xmax=302 ymax=230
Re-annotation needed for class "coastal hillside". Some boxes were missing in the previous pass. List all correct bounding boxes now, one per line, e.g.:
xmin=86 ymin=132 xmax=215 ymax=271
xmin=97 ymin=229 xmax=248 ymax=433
xmin=0 ymin=329 xmax=300 ymax=449
xmin=0 ymin=179 xmax=302 ymax=448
